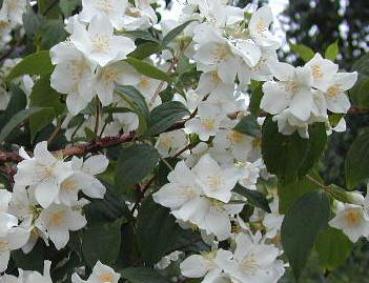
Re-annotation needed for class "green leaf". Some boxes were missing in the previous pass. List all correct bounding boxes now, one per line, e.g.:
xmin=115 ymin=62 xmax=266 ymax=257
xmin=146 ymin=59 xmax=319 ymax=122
xmin=262 ymin=118 xmax=326 ymax=183
xmin=278 ymin=177 xmax=319 ymax=214
xmin=129 ymin=42 xmax=162 ymax=60
xmin=136 ymin=196 xmax=201 ymax=265
xmin=350 ymin=54 xmax=369 ymax=108
xmin=39 ymin=19 xmax=68 ymax=49
xmin=0 ymin=107 xmax=43 ymax=143
xmin=325 ymin=41 xmax=339 ymax=61
xmin=82 ymin=218 xmax=123 ymax=267
xmin=233 ymin=184 xmax=271 ymax=212
xmin=345 ymin=128 xmax=369 ymax=189
xmin=290 ymin=43 xmax=315 ymax=62
xmin=315 ymin=227 xmax=353 ymax=271
xmin=249 ymin=81 xmax=263 ymax=116
xmin=6 ymin=51 xmax=54 ymax=81
xmin=146 ymin=101 xmax=189 ymax=136
xmin=121 ymin=267 xmax=170 ymax=283
xmin=125 ymin=57 xmax=172 ymax=83
xmin=233 ymin=115 xmax=261 ymax=137
xmin=162 ymin=20 xmax=195 ymax=47
xmin=59 ymin=0 xmax=81 ymax=17
xmin=115 ymin=143 xmax=160 ymax=201
xmin=115 ymin=85 xmax=150 ymax=134
xmin=121 ymin=30 xmax=159 ymax=43
xmin=29 ymin=76 xmax=65 ymax=141
xmin=281 ymin=191 xmax=330 ymax=279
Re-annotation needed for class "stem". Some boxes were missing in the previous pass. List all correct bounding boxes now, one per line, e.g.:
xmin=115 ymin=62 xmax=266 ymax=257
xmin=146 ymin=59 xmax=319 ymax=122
xmin=94 ymin=99 xmax=101 ymax=136
xmin=47 ymin=116 xmax=66 ymax=145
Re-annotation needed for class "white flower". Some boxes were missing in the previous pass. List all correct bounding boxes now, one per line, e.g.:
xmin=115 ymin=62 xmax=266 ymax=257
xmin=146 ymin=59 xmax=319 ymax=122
xmin=329 ymin=202 xmax=369 ymax=243
xmin=263 ymin=198 xmax=284 ymax=240
xmin=23 ymin=261 xmax=53 ymax=283
xmin=192 ymin=154 xmax=240 ymax=203
xmin=180 ymin=249 xmax=233 ymax=283
xmin=94 ymin=61 xmax=139 ymax=106
xmin=261 ymin=62 xmax=314 ymax=121
xmin=58 ymin=155 xmax=108 ymax=206
xmin=237 ymin=161 xmax=260 ymax=191
xmin=227 ymin=233 xmax=285 ymax=283
xmin=0 ymin=0 xmax=27 ymax=26
xmin=185 ymin=103 xmax=223 ymax=141
xmin=155 ymin=130 xmax=188 ymax=158
xmin=322 ymin=72 xmax=357 ymax=113
xmin=0 ymin=226 xmax=30 ymax=273
xmin=122 ymin=0 xmax=158 ymax=31
xmin=196 ymin=71 xmax=234 ymax=98
xmin=305 ymin=53 xmax=338 ymax=91
xmin=50 ymin=42 xmax=95 ymax=115
xmin=15 ymin=142 xmax=73 ymax=208
xmin=248 ymin=5 xmax=280 ymax=49
xmin=79 ymin=0 xmax=128 ymax=30
xmin=35 ymin=204 xmax=87 ymax=250
xmin=72 ymin=261 xmax=120 ymax=283
xmin=71 ymin=15 xmax=136 ymax=67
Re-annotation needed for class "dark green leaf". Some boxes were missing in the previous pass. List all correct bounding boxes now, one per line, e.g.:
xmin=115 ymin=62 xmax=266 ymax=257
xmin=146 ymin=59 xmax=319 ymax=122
xmin=121 ymin=267 xmax=170 ymax=283
xmin=136 ymin=196 xmax=201 ymax=265
xmin=233 ymin=184 xmax=271 ymax=213
xmin=0 ymin=107 xmax=43 ymax=143
xmin=59 ymin=0 xmax=81 ymax=17
xmin=233 ymin=115 xmax=261 ymax=137
xmin=146 ymin=101 xmax=189 ymax=136
xmin=115 ymin=143 xmax=160 ymax=201
xmin=121 ymin=30 xmax=159 ymax=43
xmin=129 ymin=42 xmax=162 ymax=60
xmin=82 ymin=218 xmax=123 ymax=267
xmin=281 ymin=191 xmax=330 ymax=279
xmin=6 ymin=51 xmax=54 ymax=81
xmin=125 ymin=57 xmax=172 ymax=83
xmin=345 ymin=128 xmax=369 ymax=189
xmin=315 ymin=227 xmax=353 ymax=271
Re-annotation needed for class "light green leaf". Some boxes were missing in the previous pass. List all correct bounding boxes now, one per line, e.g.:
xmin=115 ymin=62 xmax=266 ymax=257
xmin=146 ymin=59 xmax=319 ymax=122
xmin=121 ymin=267 xmax=170 ymax=283
xmin=281 ymin=191 xmax=330 ymax=279
xmin=325 ymin=41 xmax=339 ymax=61
xmin=290 ymin=43 xmax=315 ymax=62
xmin=6 ymin=51 xmax=54 ymax=81
xmin=0 ymin=107 xmax=43 ymax=143
xmin=125 ymin=57 xmax=172 ymax=83
xmin=162 ymin=20 xmax=195 ymax=47
xmin=146 ymin=101 xmax=189 ymax=136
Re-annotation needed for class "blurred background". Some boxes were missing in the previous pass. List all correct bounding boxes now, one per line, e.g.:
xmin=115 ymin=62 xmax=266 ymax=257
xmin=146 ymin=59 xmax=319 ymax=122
xmin=165 ymin=0 xmax=369 ymax=281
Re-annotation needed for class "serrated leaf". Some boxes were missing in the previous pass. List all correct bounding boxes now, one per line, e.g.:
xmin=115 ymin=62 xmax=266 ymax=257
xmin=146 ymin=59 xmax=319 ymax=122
xmin=121 ymin=267 xmax=170 ymax=283
xmin=0 ymin=107 xmax=43 ymax=143
xmin=281 ymin=191 xmax=330 ymax=279
xmin=6 ymin=51 xmax=54 ymax=81
xmin=162 ymin=20 xmax=195 ymax=47
xmin=115 ymin=143 xmax=160 ymax=201
xmin=125 ymin=57 xmax=172 ymax=83
xmin=325 ymin=41 xmax=339 ymax=61
xmin=82 ymin=218 xmax=123 ymax=267
xmin=233 ymin=184 xmax=271 ymax=212
xmin=290 ymin=43 xmax=315 ymax=62
xmin=136 ymin=196 xmax=201 ymax=265
xmin=146 ymin=101 xmax=189 ymax=136
xmin=345 ymin=128 xmax=369 ymax=189
xmin=315 ymin=227 xmax=353 ymax=271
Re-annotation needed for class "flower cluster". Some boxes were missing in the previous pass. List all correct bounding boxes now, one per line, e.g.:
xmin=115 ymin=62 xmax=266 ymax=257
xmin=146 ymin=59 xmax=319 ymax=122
xmin=0 ymin=142 xmax=108 ymax=272
xmin=0 ymin=0 xmax=26 ymax=47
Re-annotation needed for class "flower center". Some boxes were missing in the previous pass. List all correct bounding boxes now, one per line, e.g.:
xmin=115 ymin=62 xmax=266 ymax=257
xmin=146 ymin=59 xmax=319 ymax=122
xmin=311 ymin=64 xmax=323 ymax=80
xmin=50 ymin=211 xmax=65 ymax=226
xmin=256 ymin=20 xmax=267 ymax=33
xmin=95 ymin=0 xmax=113 ymax=13
xmin=138 ymin=77 xmax=151 ymax=89
xmin=241 ymin=255 xmax=259 ymax=274
xmin=345 ymin=208 xmax=361 ymax=226
xmin=285 ymin=81 xmax=300 ymax=94
xmin=213 ymin=44 xmax=230 ymax=62
xmin=62 ymin=178 xmax=78 ymax=192
xmin=102 ymin=67 xmax=119 ymax=83
xmin=207 ymin=176 xmax=222 ymax=191
xmin=98 ymin=272 xmax=114 ymax=283
xmin=327 ymin=84 xmax=341 ymax=98
xmin=228 ymin=130 xmax=244 ymax=144
xmin=91 ymin=35 xmax=110 ymax=53
xmin=0 ymin=239 xmax=9 ymax=252
xmin=202 ymin=119 xmax=216 ymax=131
